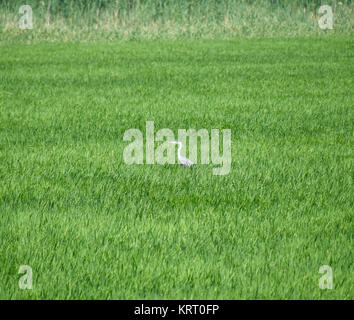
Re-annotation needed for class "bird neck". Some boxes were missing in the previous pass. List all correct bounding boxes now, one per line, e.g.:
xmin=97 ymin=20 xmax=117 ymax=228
xmin=177 ymin=143 xmax=182 ymax=156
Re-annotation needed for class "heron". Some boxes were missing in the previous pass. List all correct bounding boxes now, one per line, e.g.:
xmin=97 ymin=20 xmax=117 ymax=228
xmin=169 ymin=141 xmax=194 ymax=167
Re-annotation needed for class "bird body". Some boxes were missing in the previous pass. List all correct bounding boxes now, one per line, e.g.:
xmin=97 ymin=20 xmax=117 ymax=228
xmin=169 ymin=141 xmax=194 ymax=167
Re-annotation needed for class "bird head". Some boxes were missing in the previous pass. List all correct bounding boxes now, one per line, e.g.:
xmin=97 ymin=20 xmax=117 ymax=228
xmin=169 ymin=141 xmax=182 ymax=148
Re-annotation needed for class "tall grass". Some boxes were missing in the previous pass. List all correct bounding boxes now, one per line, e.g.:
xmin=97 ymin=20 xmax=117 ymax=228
xmin=0 ymin=0 xmax=353 ymax=42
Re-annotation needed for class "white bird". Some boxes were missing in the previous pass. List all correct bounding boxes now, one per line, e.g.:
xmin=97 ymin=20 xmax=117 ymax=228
xmin=169 ymin=141 xmax=194 ymax=167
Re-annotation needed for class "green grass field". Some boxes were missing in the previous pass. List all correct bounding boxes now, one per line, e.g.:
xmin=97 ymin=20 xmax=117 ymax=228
xmin=0 ymin=36 xmax=352 ymax=299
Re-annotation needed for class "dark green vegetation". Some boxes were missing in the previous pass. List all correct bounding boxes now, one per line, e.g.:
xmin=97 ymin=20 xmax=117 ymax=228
xmin=0 ymin=0 xmax=353 ymax=42
xmin=0 ymin=37 xmax=353 ymax=299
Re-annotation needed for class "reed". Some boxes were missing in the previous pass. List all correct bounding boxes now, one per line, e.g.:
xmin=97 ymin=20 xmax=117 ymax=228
xmin=0 ymin=0 xmax=353 ymax=42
